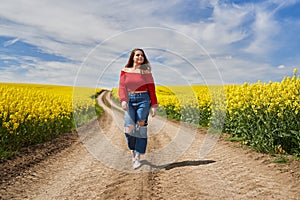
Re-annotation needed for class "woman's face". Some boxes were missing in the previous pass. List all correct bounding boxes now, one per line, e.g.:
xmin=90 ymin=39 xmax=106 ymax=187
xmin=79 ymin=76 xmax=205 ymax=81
xmin=133 ymin=50 xmax=144 ymax=66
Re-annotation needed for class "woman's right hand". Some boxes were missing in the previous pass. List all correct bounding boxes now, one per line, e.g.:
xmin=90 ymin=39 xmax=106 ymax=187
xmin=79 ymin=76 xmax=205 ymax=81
xmin=151 ymin=107 xmax=156 ymax=117
xmin=121 ymin=101 xmax=128 ymax=110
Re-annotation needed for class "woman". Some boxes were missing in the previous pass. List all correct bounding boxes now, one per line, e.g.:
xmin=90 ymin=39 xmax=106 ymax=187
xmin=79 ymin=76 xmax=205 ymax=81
xmin=118 ymin=48 xmax=158 ymax=169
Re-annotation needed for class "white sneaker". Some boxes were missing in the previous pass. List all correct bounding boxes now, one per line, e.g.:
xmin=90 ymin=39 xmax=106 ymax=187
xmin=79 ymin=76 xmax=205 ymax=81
xmin=132 ymin=151 xmax=136 ymax=163
xmin=133 ymin=158 xmax=141 ymax=169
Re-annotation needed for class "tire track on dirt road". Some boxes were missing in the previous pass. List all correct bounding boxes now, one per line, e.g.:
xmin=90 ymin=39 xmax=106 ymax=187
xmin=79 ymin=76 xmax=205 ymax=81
xmin=95 ymin=91 xmax=166 ymax=199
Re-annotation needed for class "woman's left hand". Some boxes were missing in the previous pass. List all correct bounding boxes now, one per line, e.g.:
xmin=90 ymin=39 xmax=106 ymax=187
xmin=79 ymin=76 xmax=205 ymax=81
xmin=151 ymin=107 xmax=156 ymax=117
xmin=121 ymin=101 xmax=128 ymax=111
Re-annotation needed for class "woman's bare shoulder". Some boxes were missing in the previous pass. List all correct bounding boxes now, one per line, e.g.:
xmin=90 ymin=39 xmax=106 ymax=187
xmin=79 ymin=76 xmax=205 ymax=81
xmin=122 ymin=68 xmax=141 ymax=73
xmin=121 ymin=68 xmax=130 ymax=72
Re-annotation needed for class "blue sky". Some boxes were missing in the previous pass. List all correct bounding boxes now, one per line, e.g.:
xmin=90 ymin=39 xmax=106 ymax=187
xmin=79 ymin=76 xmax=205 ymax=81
xmin=0 ymin=0 xmax=300 ymax=88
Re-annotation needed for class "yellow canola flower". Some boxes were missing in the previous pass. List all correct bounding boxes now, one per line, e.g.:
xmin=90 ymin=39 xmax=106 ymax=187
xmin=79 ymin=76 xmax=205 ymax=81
xmin=293 ymin=68 xmax=298 ymax=75
xmin=0 ymin=83 xmax=99 ymax=134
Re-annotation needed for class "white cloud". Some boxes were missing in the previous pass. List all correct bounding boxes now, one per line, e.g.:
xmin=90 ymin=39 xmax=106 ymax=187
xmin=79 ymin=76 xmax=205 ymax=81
xmin=243 ymin=8 xmax=279 ymax=55
xmin=0 ymin=60 xmax=79 ymax=85
xmin=168 ymin=2 xmax=254 ymax=56
xmin=214 ymin=57 xmax=295 ymax=84
xmin=3 ymin=37 xmax=19 ymax=47
xmin=0 ymin=0 xmax=299 ymax=88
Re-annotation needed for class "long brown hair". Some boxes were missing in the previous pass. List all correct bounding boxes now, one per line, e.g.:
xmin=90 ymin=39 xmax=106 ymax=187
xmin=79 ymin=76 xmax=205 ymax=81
xmin=125 ymin=48 xmax=151 ymax=74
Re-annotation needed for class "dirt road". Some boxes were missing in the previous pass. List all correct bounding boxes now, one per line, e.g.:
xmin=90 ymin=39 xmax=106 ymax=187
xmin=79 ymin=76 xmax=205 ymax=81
xmin=1 ymin=91 xmax=299 ymax=199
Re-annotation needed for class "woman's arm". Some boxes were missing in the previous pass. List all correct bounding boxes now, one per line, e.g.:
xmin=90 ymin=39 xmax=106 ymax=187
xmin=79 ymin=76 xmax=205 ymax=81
xmin=118 ymin=70 xmax=128 ymax=104
xmin=146 ymin=73 xmax=158 ymax=108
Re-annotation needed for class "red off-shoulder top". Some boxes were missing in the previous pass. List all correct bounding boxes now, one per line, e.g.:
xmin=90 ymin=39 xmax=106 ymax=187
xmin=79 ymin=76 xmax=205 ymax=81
xmin=118 ymin=69 xmax=158 ymax=107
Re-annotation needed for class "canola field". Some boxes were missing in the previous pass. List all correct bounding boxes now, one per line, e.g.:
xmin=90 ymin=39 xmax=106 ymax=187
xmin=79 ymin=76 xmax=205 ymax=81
xmin=112 ymin=69 xmax=300 ymax=156
xmin=0 ymin=83 xmax=102 ymax=156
